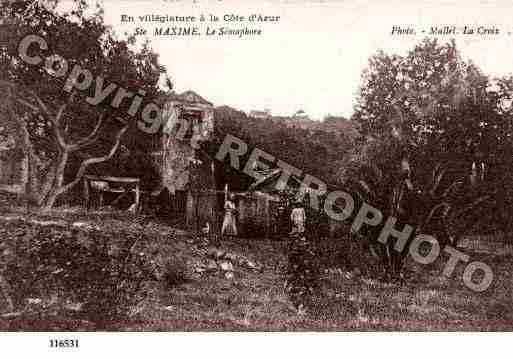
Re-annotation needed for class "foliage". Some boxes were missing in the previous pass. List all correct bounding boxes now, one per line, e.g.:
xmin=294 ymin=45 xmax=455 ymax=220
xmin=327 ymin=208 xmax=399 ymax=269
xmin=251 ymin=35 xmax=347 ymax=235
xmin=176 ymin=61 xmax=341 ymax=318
xmin=0 ymin=0 xmax=167 ymax=209
xmin=0 ymin=219 xmax=159 ymax=328
xmin=354 ymin=38 xmax=513 ymax=175
xmin=346 ymin=39 xmax=512 ymax=279
xmin=161 ymin=257 xmax=189 ymax=288
xmin=207 ymin=106 xmax=355 ymax=191
xmin=285 ymin=233 xmax=320 ymax=312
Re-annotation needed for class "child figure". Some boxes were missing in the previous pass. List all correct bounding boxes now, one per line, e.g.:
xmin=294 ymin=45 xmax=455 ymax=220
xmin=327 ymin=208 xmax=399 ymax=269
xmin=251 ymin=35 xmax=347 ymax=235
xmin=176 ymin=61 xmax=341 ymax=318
xmin=290 ymin=200 xmax=306 ymax=234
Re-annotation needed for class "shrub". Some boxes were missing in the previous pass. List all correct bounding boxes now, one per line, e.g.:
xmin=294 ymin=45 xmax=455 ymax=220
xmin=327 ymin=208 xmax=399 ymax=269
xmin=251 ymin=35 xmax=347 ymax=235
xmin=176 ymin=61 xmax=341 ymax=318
xmin=162 ymin=257 xmax=189 ymax=288
xmin=285 ymin=233 xmax=320 ymax=312
xmin=0 ymin=219 xmax=157 ymax=328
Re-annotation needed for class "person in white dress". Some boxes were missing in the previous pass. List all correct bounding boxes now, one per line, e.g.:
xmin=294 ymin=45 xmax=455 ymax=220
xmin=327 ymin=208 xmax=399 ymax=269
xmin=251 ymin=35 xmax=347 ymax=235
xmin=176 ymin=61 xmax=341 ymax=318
xmin=221 ymin=194 xmax=238 ymax=237
xmin=290 ymin=201 xmax=306 ymax=234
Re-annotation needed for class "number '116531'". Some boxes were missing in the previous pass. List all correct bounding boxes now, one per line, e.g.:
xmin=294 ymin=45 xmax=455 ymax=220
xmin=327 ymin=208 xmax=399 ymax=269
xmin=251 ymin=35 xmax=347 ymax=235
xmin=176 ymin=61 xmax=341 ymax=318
xmin=49 ymin=339 xmax=79 ymax=348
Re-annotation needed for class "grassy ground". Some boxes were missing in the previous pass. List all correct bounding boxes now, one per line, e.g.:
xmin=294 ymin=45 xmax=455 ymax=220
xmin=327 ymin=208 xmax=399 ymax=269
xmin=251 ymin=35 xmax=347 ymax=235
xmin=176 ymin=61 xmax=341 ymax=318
xmin=129 ymin=242 xmax=513 ymax=331
xmin=1 ymin=204 xmax=512 ymax=331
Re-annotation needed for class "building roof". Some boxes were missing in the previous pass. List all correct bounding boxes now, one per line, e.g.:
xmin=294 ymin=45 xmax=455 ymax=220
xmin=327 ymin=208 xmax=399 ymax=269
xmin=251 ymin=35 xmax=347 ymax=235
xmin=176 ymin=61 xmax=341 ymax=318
xmin=248 ymin=168 xmax=302 ymax=192
xmin=248 ymin=110 xmax=271 ymax=118
xmin=158 ymin=90 xmax=213 ymax=107
xmin=293 ymin=109 xmax=309 ymax=118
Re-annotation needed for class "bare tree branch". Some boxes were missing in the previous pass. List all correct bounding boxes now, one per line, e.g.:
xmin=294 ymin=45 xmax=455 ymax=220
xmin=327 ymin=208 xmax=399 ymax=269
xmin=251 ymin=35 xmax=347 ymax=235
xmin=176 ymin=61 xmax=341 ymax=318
xmin=26 ymin=92 xmax=69 ymax=151
xmin=451 ymin=195 xmax=490 ymax=219
xmin=429 ymin=164 xmax=448 ymax=196
xmin=68 ymin=112 xmax=105 ymax=151
xmin=423 ymin=201 xmax=451 ymax=228
xmin=56 ymin=119 xmax=129 ymax=196
xmin=39 ymin=162 xmax=58 ymax=204
xmin=442 ymin=180 xmax=464 ymax=198
xmin=14 ymin=97 xmax=62 ymax=155
xmin=29 ymin=91 xmax=51 ymax=117
xmin=55 ymin=103 xmax=67 ymax=127
xmin=15 ymin=98 xmax=38 ymax=112
xmin=60 ymin=91 xmax=77 ymax=134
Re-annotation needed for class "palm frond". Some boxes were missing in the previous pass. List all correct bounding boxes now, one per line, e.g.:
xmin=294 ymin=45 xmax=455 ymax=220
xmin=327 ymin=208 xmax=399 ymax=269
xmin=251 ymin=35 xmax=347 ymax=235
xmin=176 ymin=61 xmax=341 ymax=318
xmin=423 ymin=201 xmax=451 ymax=228
xmin=429 ymin=164 xmax=448 ymax=196
xmin=441 ymin=180 xmax=464 ymax=198
xmin=451 ymin=195 xmax=490 ymax=219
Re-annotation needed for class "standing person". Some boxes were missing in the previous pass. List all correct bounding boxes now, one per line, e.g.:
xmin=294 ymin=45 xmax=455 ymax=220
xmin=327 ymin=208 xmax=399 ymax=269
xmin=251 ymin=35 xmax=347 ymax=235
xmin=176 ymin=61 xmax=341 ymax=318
xmin=290 ymin=199 xmax=306 ymax=234
xmin=221 ymin=193 xmax=238 ymax=238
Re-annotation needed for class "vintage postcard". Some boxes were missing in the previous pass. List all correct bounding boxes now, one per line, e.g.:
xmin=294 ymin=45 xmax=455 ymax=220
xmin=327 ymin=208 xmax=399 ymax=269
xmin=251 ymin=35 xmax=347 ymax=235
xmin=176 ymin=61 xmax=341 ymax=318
xmin=1 ymin=0 xmax=512 ymax=356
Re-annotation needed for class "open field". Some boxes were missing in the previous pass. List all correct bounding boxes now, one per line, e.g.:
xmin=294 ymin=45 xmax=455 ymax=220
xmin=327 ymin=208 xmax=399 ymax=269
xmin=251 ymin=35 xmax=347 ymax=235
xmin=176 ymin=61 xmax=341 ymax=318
xmin=0 ymin=204 xmax=512 ymax=331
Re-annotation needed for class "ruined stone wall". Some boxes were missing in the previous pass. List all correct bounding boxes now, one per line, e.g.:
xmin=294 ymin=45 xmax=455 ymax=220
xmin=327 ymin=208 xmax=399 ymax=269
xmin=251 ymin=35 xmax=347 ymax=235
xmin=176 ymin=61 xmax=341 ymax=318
xmin=158 ymin=100 xmax=214 ymax=194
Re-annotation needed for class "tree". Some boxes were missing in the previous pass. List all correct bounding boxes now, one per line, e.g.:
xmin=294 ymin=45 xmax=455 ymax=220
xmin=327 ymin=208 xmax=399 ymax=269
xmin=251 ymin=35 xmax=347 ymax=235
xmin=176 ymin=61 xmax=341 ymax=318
xmin=348 ymin=39 xmax=511 ymax=279
xmin=344 ymin=135 xmax=489 ymax=280
xmin=210 ymin=106 xmax=354 ymax=192
xmin=2 ymin=81 xmax=128 ymax=209
xmin=1 ymin=0 xmax=166 ymax=210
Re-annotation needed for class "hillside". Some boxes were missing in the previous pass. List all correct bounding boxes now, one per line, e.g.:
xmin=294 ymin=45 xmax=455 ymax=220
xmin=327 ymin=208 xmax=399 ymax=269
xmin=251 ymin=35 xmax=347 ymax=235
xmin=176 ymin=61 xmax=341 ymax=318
xmin=1 ymin=205 xmax=512 ymax=331
xmin=313 ymin=116 xmax=361 ymax=139
xmin=211 ymin=106 xmax=359 ymax=189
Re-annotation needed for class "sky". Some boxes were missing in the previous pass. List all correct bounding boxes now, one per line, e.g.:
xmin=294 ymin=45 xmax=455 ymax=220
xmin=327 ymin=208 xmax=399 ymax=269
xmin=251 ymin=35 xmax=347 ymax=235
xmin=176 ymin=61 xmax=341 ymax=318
xmin=88 ymin=0 xmax=513 ymax=119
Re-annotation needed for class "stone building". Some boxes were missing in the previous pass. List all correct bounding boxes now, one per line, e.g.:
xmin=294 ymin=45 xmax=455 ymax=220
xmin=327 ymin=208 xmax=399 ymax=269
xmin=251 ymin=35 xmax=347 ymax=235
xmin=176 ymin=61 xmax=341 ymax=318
xmin=153 ymin=90 xmax=218 ymax=230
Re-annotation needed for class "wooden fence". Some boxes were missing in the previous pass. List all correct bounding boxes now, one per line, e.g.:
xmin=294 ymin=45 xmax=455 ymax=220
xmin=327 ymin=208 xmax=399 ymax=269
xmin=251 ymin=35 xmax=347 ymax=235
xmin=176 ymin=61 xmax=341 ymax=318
xmin=184 ymin=190 xmax=284 ymax=238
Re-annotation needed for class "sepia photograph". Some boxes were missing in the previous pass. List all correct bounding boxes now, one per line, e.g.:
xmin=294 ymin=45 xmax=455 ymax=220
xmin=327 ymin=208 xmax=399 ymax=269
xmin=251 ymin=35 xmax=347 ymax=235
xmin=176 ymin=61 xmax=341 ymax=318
xmin=1 ymin=0 xmax=513 ymax=355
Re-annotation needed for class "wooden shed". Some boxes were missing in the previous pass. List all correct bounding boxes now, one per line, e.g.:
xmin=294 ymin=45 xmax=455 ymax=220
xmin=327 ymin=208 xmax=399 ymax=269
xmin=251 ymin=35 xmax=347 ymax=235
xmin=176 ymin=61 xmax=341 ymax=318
xmin=241 ymin=168 xmax=349 ymax=239
xmin=235 ymin=191 xmax=280 ymax=238
xmin=234 ymin=169 xmax=303 ymax=238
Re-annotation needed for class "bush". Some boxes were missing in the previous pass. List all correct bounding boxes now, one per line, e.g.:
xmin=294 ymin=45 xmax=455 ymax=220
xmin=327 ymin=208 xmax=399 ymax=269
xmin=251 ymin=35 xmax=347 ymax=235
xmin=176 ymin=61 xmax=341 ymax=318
xmin=0 ymin=219 xmax=157 ymax=328
xmin=162 ymin=257 xmax=189 ymax=288
xmin=285 ymin=233 xmax=320 ymax=312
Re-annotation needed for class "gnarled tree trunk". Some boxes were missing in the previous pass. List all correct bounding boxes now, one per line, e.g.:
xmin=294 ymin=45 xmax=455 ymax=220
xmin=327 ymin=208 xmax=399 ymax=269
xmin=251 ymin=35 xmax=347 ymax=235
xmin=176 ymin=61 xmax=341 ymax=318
xmin=1 ymin=80 xmax=128 ymax=211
